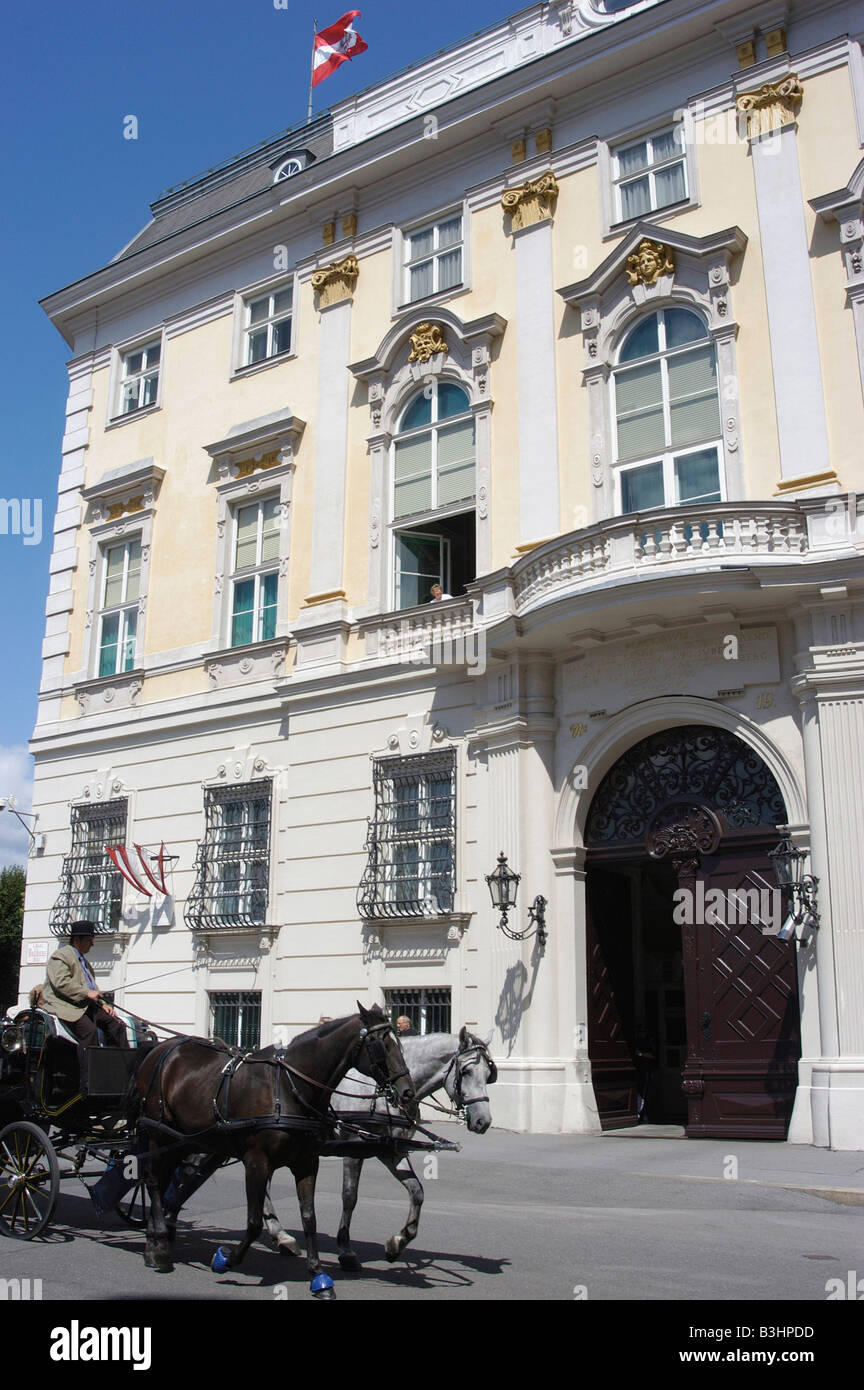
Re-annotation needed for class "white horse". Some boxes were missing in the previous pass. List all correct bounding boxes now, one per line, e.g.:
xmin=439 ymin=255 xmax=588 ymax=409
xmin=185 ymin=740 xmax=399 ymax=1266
xmin=261 ymin=1026 xmax=497 ymax=1267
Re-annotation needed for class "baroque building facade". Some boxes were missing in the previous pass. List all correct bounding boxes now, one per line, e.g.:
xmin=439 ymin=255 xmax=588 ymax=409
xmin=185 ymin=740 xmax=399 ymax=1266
xmin=20 ymin=0 xmax=864 ymax=1148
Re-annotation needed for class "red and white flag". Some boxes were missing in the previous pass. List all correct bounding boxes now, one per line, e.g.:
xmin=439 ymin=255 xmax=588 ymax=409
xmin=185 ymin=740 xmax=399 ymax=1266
xmin=312 ymin=11 xmax=368 ymax=87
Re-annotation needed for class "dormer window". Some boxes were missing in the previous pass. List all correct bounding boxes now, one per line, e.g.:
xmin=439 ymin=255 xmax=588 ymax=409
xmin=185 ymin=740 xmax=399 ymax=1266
xmin=273 ymin=151 xmax=313 ymax=183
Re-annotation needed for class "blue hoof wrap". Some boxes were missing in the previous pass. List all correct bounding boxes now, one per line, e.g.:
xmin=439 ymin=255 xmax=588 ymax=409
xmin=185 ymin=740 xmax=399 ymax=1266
xmin=310 ymin=1272 xmax=335 ymax=1298
xmin=211 ymin=1246 xmax=231 ymax=1274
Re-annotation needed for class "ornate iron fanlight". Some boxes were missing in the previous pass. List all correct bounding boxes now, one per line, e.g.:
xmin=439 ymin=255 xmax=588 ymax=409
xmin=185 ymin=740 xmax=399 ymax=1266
xmin=485 ymin=852 xmax=548 ymax=945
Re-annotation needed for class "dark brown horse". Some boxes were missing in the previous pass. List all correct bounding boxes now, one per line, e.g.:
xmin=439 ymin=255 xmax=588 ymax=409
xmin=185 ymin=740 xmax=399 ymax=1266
xmin=131 ymin=1003 xmax=414 ymax=1296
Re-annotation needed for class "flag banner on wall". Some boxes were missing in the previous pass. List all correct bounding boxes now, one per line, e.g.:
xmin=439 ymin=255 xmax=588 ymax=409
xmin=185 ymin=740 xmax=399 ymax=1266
xmin=312 ymin=11 xmax=368 ymax=87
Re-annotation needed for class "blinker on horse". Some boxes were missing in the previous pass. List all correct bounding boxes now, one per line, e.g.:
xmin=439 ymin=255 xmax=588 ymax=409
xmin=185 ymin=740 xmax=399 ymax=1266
xmin=131 ymin=1003 xmax=414 ymax=1297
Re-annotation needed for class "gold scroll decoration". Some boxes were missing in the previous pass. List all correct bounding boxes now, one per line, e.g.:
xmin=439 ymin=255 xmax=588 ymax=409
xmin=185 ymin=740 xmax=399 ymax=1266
xmin=500 ymin=172 xmax=559 ymax=231
xmin=106 ymin=495 xmax=145 ymax=521
xmin=311 ymin=254 xmax=360 ymax=308
xmin=408 ymin=323 xmax=449 ymax=364
xmin=625 ymin=238 xmax=676 ymax=288
xmin=737 ymin=75 xmax=803 ymax=138
xmin=233 ymin=451 xmax=281 ymax=479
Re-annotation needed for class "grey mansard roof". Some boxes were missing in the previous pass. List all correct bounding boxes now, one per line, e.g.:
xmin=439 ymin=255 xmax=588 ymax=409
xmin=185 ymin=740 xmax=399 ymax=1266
xmin=111 ymin=114 xmax=334 ymax=263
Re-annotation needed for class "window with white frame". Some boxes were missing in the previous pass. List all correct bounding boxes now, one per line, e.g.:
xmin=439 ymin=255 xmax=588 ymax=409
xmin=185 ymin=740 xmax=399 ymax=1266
xmin=97 ymin=539 xmax=141 ymax=677
xmin=230 ymin=497 xmax=280 ymax=646
xmin=612 ymin=308 xmax=723 ymax=514
xmin=403 ymin=215 xmax=463 ymax=304
xmin=612 ymin=126 xmax=687 ymax=223
xmin=357 ymin=750 xmax=456 ymax=919
xmin=392 ymin=382 xmax=475 ymax=609
xmin=243 ymin=285 xmax=293 ymax=366
xmin=117 ymin=341 xmax=161 ymax=416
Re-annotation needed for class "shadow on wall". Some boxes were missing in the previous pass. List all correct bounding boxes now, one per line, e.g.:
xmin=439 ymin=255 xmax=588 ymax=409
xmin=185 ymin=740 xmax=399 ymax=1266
xmin=495 ymin=943 xmax=542 ymax=1056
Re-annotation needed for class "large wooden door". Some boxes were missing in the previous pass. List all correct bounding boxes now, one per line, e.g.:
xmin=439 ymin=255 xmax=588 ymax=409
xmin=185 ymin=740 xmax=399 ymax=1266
xmin=680 ymin=841 xmax=800 ymax=1139
xmin=584 ymin=726 xmax=801 ymax=1139
xmin=586 ymin=868 xmax=637 ymax=1128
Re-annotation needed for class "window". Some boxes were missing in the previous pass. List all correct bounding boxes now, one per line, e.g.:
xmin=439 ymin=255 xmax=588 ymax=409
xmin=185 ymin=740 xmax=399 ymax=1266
xmin=613 ymin=308 xmax=722 ymax=512
xmin=117 ymin=341 xmax=160 ymax=416
xmin=230 ymin=498 xmax=280 ymax=646
xmin=96 ymin=539 xmax=140 ymax=677
xmin=274 ymin=158 xmax=302 ymax=181
xmin=358 ymin=750 xmax=456 ymax=918
xmin=612 ymin=127 xmax=687 ymax=222
xmin=185 ymin=782 xmax=272 ymax=930
xmin=243 ymin=286 xmax=293 ymax=365
xmin=50 ymin=801 xmax=127 ymax=935
xmin=210 ymin=992 xmax=262 ymax=1050
xmin=403 ymin=215 xmax=463 ymax=303
xmin=392 ymin=383 xmax=475 ymax=609
xmin=385 ymin=988 xmax=451 ymax=1035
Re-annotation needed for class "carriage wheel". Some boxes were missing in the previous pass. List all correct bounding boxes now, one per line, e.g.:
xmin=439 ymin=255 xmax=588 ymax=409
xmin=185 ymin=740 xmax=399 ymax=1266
xmin=115 ymin=1177 xmax=148 ymax=1229
xmin=0 ymin=1121 xmax=60 ymax=1240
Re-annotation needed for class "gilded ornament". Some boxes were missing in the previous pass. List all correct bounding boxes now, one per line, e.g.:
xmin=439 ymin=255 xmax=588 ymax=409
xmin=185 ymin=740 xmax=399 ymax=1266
xmin=500 ymin=172 xmax=559 ymax=230
xmin=625 ymin=238 xmax=676 ymax=287
xmin=408 ymin=322 xmax=449 ymax=363
xmin=106 ymin=495 xmax=145 ymax=521
xmin=312 ymin=254 xmax=360 ymax=307
xmin=736 ymin=75 xmax=803 ymax=137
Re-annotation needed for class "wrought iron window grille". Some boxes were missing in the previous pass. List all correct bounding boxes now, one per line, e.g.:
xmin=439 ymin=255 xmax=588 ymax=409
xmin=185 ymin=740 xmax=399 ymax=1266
xmin=50 ymin=801 xmax=128 ymax=936
xmin=385 ymin=988 xmax=452 ymax=1035
xmin=210 ymin=991 xmax=262 ymax=1050
xmin=185 ymin=781 xmax=272 ymax=930
xmin=357 ymin=749 xmax=457 ymax=920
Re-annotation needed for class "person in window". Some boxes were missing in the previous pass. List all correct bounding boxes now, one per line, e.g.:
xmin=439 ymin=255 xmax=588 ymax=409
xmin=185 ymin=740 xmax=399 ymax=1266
xmin=42 ymin=921 xmax=126 ymax=1087
xmin=429 ymin=583 xmax=453 ymax=602
xmin=396 ymin=1015 xmax=420 ymax=1037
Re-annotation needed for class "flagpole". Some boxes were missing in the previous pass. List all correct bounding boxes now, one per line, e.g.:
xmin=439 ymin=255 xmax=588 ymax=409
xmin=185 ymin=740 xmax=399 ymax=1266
xmin=307 ymin=19 xmax=317 ymax=123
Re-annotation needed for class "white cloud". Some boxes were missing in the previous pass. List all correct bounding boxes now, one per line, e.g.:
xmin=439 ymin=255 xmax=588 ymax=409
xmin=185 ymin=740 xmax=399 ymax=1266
xmin=0 ymin=746 xmax=34 ymax=869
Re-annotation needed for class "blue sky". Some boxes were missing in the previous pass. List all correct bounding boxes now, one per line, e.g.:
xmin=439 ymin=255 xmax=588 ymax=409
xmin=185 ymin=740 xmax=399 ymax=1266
xmin=0 ymin=0 xmax=519 ymax=864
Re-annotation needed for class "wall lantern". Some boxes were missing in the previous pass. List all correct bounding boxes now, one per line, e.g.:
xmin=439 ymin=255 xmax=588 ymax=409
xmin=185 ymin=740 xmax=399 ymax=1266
xmin=485 ymin=852 xmax=548 ymax=945
xmin=768 ymin=837 xmax=819 ymax=941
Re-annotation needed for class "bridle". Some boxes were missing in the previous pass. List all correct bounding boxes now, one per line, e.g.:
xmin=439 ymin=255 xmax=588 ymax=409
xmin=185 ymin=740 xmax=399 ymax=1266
xmin=441 ymin=1035 xmax=497 ymax=1118
xmin=354 ymin=1019 xmax=415 ymax=1112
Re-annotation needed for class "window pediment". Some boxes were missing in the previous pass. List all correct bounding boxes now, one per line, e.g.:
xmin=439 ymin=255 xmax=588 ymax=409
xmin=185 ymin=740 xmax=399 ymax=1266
xmin=81 ymin=458 xmax=165 ymax=527
xmin=205 ymin=408 xmax=305 ymax=484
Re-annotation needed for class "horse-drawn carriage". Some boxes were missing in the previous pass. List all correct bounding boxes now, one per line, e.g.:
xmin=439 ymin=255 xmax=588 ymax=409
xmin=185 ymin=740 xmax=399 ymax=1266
xmin=0 ymin=1002 xmax=154 ymax=1239
xmin=0 ymin=1000 xmax=495 ymax=1295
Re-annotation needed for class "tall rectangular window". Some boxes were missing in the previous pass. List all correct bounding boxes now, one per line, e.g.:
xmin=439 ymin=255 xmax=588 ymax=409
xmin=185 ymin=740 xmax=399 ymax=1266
xmin=118 ymin=341 xmax=160 ymax=416
xmin=243 ymin=286 xmax=293 ymax=365
xmin=612 ymin=127 xmax=687 ymax=222
xmin=358 ymin=750 xmax=456 ymax=918
xmin=98 ymin=539 xmax=140 ymax=676
xmin=230 ymin=497 xmax=280 ymax=646
xmin=50 ymin=801 xmax=127 ymax=935
xmin=185 ymin=782 xmax=272 ymax=929
xmin=403 ymin=216 xmax=463 ymax=303
xmin=210 ymin=992 xmax=262 ymax=1050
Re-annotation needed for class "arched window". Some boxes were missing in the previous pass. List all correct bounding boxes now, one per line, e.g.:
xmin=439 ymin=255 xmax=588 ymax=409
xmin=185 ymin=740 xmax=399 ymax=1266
xmin=612 ymin=308 xmax=722 ymax=514
xmin=392 ymin=382 xmax=475 ymax=609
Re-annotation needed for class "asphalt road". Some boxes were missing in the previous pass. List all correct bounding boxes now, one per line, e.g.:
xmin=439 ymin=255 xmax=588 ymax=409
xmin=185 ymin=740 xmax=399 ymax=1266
xmin=3 ymin=1126 xmax=863 ymax=1303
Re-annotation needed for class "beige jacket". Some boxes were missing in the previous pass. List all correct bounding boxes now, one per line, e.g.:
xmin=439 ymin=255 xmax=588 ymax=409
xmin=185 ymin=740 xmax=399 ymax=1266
xmin=42 ymin=945 xmax=93 ymax=1023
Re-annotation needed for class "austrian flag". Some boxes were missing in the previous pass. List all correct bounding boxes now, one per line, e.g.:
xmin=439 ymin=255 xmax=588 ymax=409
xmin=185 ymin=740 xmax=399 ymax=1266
xmin=312 ymin=11 xmax=368 ymax=87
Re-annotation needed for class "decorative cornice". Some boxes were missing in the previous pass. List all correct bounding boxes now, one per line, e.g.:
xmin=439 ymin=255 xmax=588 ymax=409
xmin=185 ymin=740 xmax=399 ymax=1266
xmin=233 ymin=451 xmax=281 ymax=479
xmin=736 ymin=74 xmax=803 ymax=137
xmin=205 ymin=409 xmax=305 ymax=479
xmin=407 ymin=322 xmax=449 ymax=364
xmin=311 ymin=253 xmax=359 ymax=307
xmin=501 ymin=171 xmax=559 ymax=230
xmin=625 ymin=238 xmax=676 ymax=288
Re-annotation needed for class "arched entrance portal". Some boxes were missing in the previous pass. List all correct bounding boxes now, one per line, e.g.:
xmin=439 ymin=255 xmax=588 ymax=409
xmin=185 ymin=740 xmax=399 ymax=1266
xmin=584 ymin=725 xmax=801 ymax=1139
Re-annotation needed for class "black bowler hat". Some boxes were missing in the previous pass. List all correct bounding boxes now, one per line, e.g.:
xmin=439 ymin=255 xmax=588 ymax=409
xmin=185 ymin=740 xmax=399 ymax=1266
xmin=69 ymin=920 xmax=97 ymax=941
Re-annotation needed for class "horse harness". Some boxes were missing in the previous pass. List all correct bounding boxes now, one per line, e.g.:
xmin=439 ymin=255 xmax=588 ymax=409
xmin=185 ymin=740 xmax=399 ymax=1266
xmin=438 ymin=1038 xmax=497 ymax=1117
xmin=139 ymin=1020 xmax=412 ymax=1156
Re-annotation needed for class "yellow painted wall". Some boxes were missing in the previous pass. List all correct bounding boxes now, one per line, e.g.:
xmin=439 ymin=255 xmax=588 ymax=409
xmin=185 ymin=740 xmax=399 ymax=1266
xmin=61 ymin=55 xmax=864 ymax=718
